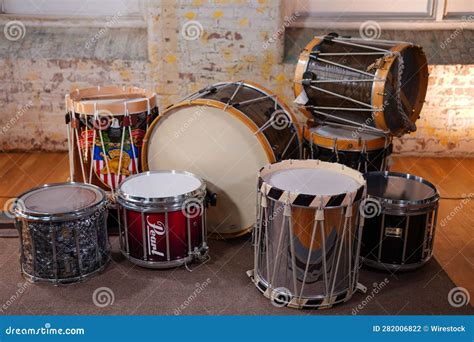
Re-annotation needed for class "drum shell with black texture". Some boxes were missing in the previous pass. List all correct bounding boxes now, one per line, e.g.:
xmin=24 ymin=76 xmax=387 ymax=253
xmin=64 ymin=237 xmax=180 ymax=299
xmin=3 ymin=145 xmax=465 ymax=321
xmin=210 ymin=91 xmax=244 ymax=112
xmin=15 ymin=183 xmax=109 ymax=284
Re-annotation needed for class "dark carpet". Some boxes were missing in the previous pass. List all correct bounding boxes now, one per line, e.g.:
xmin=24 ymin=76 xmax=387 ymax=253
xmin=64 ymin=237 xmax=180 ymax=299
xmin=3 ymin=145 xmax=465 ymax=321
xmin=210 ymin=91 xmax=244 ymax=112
xmin=0 ymin=235 xmax=472 ymax=315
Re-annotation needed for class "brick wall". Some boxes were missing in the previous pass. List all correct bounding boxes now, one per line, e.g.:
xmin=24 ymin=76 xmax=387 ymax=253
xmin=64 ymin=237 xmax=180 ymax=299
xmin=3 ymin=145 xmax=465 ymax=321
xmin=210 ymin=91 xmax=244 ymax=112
xmin=0 ymin=0 xmax=472 ymax=156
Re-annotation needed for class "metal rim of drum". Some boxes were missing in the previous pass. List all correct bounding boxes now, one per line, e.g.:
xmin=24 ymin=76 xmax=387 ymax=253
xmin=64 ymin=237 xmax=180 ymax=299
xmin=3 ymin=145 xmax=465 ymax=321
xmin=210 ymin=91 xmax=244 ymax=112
xmin=302 ymin=122 xmax=390 ymax=152
xmin=258 ymin=159 xmax=366 ymax=209
xmin=66 ymin=85 xmax=158 ymax=116
xmin=116 ymin=170 xmax=206 ymax=212
xmin=251 ymin=272 xmax=353 ymax=309
xmin=364 ymin=171 xmax=439 ymax=212
xmin=293 ymin=36 xmax=429 ymax=136
xmin=15 ymin=182 xmax=107 ymax=222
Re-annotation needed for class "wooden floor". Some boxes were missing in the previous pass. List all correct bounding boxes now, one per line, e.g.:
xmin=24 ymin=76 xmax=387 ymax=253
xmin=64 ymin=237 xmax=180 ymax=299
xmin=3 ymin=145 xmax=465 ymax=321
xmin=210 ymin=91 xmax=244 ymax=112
xmin=1 ymin=153 xmax=473 ymax=305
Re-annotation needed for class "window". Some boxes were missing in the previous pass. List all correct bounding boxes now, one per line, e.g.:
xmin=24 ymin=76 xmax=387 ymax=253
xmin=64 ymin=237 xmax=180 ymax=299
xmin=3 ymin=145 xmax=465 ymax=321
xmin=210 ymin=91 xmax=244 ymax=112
xmin=1 ymin=0 xmax=142 ymax=17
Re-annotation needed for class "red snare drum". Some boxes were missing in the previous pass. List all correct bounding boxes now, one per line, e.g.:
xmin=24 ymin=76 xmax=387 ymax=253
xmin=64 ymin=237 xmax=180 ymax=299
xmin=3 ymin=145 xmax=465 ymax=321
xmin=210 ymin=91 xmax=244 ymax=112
xmin=116 ymin=171 xmax=208 ymax=268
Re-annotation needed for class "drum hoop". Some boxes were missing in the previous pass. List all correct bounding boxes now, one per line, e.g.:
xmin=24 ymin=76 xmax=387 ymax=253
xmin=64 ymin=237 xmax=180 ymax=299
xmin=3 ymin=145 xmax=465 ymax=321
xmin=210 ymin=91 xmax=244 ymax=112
xmin=141 ymin=99 xmax=278 ymax=171
xmin=294 ymin=37 xmax=322 ymax=119
xmin=365 ymin=171 xmax=439 ymax=207
xmin=303 ymin=124 xmax=389 ymax=151
xmin=116 ymin=170 xmax=206 ymax=207
xmin=258 ymin=159 xmax=365 ymax=208
xmin=15 ymin=182 xmax=107 ymax=221
xmin=67 ymin=86 xmax=157 ymax=115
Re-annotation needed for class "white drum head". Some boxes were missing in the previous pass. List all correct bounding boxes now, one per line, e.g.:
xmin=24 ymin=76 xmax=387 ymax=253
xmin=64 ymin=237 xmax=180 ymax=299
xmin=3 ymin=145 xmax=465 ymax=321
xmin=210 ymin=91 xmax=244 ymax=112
xmin=120 ymin=171 xmax=202 ymax=199
xmin=145 ymin=104 xmax=271 ymax=235
xmin=263 ymin=168 xmax=360 ymax=196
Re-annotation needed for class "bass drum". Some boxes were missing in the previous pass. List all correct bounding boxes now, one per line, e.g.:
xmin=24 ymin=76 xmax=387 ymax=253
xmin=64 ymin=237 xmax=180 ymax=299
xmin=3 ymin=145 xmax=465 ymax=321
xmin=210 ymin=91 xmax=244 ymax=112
xmin=142 ymin=81 xmax=301 ymax=238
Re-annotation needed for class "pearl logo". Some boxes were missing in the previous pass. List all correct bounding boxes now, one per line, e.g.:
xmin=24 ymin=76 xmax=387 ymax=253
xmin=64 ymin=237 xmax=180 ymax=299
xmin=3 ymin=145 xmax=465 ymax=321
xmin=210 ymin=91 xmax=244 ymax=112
xmin=147 ymin=216 xmax=165 ymax=257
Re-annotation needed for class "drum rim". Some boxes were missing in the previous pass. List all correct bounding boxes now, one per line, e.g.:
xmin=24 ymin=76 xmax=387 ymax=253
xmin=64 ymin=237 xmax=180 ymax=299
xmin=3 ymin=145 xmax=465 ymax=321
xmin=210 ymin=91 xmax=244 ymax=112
xmin=258 ymin=159 xmax=366 ymax=209
xmin=364 ymin=171 xmax=439 ymax=206
xmin=303 ymin=123 xmax=390 ymax=152
xmin=116 ymin=170 xmax=206 ymax=207
xmin=15 ymin=182 xmax=107 ymax=221
xmin=67 ymin=85 xmax=158 ymax=116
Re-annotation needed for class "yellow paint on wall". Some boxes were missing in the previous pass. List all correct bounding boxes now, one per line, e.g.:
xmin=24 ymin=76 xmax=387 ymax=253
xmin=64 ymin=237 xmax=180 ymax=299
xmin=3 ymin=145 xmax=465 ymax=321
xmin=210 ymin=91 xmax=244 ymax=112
xmin=275 ymin=73 xmax=286 ymax=84
xmin=213 ymin=10 xmax=224 ymax=19
xmin=260 ymin=51 xmax=275 ymax=80
xmin=119 ymin=69 xmax=131 ymax=81
xmin=165 ymin=54 xmax=177 ymax=64
xmin=184 ymin=12 xmax=196 ymax=20
xmin=221 ymin=48 xmax=233 ymax=62
xmin=258 ymin=0 xmax=267 ymax=4
xmin=243 ymin=55 xmax=256 ymax=63
xmin=238 ymin=18 xmax=249 ymax=27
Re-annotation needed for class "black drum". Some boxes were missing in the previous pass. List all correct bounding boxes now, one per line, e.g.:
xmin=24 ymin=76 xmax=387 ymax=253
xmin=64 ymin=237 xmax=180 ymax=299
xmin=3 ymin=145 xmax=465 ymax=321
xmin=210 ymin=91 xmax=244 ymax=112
xmin=303 ymin=123 xmax=392 ymax=172
xmin=360 ymin=172 xmax=439 ymax=271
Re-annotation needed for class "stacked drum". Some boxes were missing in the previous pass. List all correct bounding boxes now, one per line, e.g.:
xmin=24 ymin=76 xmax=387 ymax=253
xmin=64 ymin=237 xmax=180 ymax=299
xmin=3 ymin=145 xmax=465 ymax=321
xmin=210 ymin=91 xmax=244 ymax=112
xmin=291 ymin=33 xmax=437 ymax=275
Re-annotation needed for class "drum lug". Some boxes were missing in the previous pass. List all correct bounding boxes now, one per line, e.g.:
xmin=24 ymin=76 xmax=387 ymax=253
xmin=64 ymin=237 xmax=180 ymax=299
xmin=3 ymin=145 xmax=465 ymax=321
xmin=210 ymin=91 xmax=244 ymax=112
xmin=205 ymin=192 xmax=217 ymax=207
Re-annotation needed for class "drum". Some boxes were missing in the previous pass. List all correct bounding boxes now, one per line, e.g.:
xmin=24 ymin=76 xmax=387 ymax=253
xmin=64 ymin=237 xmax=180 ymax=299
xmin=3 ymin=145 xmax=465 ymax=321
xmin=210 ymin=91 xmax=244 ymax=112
xmin=65 ymin=86 xmax=159 ymax=191
xmin=303 ymin=122 xmax=392 ymax=172
xmin=14 ymin=182 xmax=109 ymax=284
xmin=142 ymin=81 xmax=301 ymax=238
xmin=116 ymin=171 xmax=208 ymax=268
xmin=360 ymin=172 xmax=439 ymax=271
xmin=294 ymin=33 xmax=428 ymax=137
xmin=249 ymin=159 xmax=366 ymax=309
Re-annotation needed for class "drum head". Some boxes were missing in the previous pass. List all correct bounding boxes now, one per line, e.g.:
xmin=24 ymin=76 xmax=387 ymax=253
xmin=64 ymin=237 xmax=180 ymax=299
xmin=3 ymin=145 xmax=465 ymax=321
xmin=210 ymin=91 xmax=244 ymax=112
xmin=18 ymin=183 xmax=104 ymax=216
xmin=144 ymin=104 xmax=271 ymax=236
xmin=365 ymin=172 xmax=438 ymax=204
xmin=263 ymin=168 xmax=360 ymax=196
xmin=120 ymin=171 xmax=203 ymax=200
